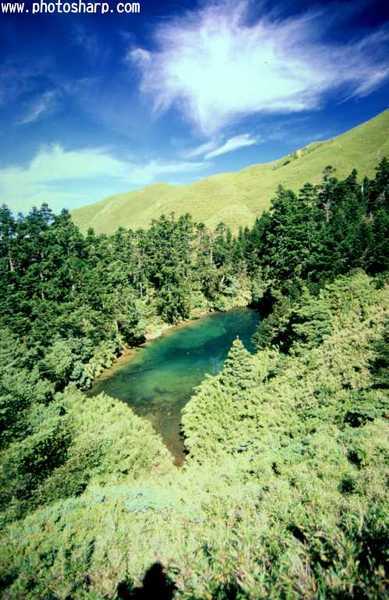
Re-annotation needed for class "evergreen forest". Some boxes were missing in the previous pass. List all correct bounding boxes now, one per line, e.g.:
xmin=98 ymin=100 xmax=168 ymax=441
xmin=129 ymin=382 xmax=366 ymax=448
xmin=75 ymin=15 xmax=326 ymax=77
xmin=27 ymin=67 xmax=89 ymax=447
xmin=0 ymin=159 xmax=388 ymax=599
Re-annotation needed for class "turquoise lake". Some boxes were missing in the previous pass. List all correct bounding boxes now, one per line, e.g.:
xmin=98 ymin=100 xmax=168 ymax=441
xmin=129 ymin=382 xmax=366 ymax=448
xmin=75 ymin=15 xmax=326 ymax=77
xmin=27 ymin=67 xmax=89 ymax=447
xmin=91 ymin=308 xmax=260 ymax=463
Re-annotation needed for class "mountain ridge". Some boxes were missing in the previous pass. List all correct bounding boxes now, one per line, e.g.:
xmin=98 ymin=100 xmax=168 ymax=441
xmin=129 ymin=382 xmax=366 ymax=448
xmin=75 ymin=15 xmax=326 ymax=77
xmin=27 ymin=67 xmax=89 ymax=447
xmin=72 ymin=109 xmax=389 ymax=233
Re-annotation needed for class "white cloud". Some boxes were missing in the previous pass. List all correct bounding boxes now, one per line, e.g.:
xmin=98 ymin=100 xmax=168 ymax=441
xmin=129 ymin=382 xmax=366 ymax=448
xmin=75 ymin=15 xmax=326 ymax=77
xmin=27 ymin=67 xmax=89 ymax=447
xmin=184 ymin=139 xmax=219 ymax=159
xmin=17 ymin=90 xmax=59 ymax=125
xmin=205 ymin=133 xmax=258 ymax=158
xmin=0 ymin=145 xmax=207 ymax=212
xmin=184 ymin=133 xmax=260 ymax=160
xmin=128 ymin=47 xmax=151 ymax=66
xmin=128 ymin=159 xmax=206 ymax=181
xmin=129 ymin=1 xmax=389 ymax=133
xmin=185 ymin=133 xmax=259 ymax=159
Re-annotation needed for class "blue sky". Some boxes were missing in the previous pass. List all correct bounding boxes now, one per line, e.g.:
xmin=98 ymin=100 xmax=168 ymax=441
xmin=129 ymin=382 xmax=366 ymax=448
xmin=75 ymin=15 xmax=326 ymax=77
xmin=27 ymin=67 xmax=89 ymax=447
xmin=0 ymin=0 xmax=388 ymax=212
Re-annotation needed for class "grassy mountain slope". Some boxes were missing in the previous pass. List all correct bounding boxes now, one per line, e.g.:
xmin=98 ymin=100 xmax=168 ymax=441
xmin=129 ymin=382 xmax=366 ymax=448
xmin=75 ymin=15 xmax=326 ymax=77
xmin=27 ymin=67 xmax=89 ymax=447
xmin=72 ymin=110 xmax=389 ymax=233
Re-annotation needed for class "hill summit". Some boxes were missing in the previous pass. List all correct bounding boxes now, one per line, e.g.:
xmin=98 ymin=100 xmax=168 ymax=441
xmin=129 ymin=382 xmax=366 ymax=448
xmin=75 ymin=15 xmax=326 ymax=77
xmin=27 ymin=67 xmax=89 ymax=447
xmin=72 ymin=110 xmax=389 ymax=234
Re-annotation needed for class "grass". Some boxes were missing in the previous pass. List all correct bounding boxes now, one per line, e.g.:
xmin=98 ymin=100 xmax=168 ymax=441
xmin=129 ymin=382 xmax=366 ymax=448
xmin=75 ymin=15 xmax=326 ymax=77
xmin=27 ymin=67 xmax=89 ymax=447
xmin=72 ymin=110 xmax=389 ymax=234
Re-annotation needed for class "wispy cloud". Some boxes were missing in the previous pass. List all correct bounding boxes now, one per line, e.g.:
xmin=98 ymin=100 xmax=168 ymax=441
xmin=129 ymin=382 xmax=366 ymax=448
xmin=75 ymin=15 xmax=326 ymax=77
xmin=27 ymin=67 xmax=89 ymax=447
xmin=0 ymin=144 xmax=208 ymax=212
xmin=0 ymin=60 xmax=49 ymax=107
xmin=205 ymin=133 xmax=259 ymax=158
xmin=17 ymin=90 xmax=59 ymax=125
xmin=128 ymin=159 xmax=207 ymax=181
xmin=185 ymin=133 xmax=259 ymax=159
xmin=72 ymin=24 xmax=108 ymax=63
xmin=129 ymin=0 xmax=389 ymax=133
xmin=184 ymin=139 xmax=220 ymax=159
xmin=128 ymin=47 xmax=151 ymax=66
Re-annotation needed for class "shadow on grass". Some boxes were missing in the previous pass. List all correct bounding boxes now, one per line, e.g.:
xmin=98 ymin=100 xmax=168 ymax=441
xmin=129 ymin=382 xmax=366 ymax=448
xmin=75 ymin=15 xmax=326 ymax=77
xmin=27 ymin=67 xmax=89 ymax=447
xmin=117 ymin=562 xmax=176 ymax=600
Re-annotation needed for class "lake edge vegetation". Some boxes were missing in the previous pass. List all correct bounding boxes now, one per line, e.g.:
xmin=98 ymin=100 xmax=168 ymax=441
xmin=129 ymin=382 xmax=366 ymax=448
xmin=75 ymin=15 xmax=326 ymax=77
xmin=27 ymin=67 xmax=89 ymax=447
xmin=0 ymin=158 xmax=388 ymax=598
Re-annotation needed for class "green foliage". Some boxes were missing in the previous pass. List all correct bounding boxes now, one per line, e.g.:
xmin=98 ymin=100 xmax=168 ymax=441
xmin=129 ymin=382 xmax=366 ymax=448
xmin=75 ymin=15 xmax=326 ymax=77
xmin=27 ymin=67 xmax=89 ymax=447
xmin=0 ymin=390 xmax=174 ymax=525
xmin=0 ymin=206 xmax=250 ymax=394
xmin=254 ymin=271 xmax=386 ymax=352
xmin=0 ymin=328 xmax=53 ymax=446
xmin=370 ymin=319 xmax=389 ymax=389
xmin=34 ymin=392 xmax=174 ymax=509
xmin=219 ymin=338 xmax=258 ymax=396
xmin=246 ymin=160 xmax=389 ymax=293
xmin=184 ymin=271 xmax=388 ymax=460
xmin=0 ymin=156 xmax=388 ymax=598
xmin=0 ymin=400 xmax=71 ymax=523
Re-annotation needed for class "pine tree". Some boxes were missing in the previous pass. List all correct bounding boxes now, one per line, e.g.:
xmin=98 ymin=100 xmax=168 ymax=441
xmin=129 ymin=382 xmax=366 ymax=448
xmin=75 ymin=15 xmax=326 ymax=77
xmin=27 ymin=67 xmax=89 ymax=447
xmin=219 ymin=337 xmax=256 ymax=398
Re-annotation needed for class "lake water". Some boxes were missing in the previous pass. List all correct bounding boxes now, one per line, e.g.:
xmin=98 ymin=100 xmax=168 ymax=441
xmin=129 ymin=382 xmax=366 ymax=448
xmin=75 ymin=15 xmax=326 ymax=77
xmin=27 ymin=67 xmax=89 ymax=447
xmin=91 ymin=308 xmax=260 ymax=463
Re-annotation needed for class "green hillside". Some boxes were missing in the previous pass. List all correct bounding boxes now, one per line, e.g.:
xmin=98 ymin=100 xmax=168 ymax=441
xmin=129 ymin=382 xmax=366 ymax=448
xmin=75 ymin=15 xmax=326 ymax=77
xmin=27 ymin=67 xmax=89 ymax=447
xmin=72 ymin=110 xmax=389 ymax=234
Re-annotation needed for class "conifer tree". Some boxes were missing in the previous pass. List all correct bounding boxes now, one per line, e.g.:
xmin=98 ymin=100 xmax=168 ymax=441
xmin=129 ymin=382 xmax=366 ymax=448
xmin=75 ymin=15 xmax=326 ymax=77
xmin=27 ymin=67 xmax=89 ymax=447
xmin=219 ymin=337 xmax=256 ymax=398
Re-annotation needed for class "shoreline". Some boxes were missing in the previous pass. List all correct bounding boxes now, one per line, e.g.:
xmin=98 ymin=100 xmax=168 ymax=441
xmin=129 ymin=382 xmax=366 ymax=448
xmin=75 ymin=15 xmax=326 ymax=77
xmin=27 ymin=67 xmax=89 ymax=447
xmin=90 ymin=303 xmax=259 ymax=466
xmin=91 ymin=302 xmax=253 ymax=386
xmin=91 ymin=307 xmax=215 ymax=385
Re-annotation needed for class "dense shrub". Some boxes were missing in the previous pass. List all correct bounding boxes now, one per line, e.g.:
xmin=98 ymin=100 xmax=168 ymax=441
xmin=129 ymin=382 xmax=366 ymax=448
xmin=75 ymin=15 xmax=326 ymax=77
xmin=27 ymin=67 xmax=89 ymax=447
xmin=1 ymin=272 xmax=387 ymax=598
